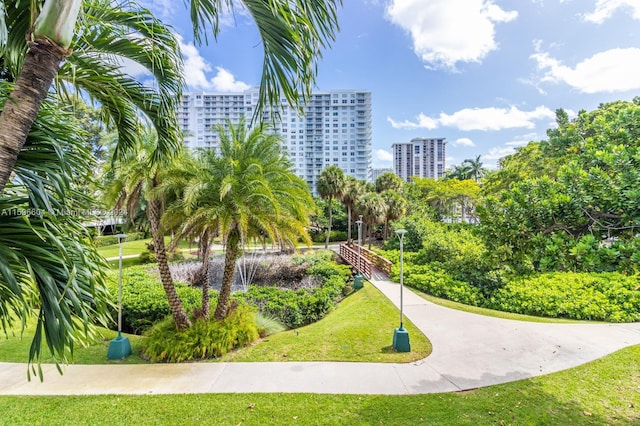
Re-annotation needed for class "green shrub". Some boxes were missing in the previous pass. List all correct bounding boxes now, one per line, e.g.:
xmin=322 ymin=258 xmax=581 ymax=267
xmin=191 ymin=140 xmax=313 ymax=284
xmin=105 ymin=265 xmax=201 ymax=334
xmin=311 ymin=230 xmax=347 ymax=243
xmin=142 ymin=305 xmax=259 ymax=362
xmin=94 ymin=235 xmax=119 ymax=247
xmin=139 ymin=249 xmax=184 ymax=264
xmin=244 ymin=272 xmax=348 ymax=328
xmin=487 ymin=272 xmax=640 ymax=322
xmin=255 ymin=311 xmax=287 ymax=337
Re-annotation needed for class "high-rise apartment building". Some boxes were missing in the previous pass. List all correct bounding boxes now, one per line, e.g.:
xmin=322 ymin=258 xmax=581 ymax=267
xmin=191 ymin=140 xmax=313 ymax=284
xmin=392 ymin=137 xmax=446 ymax=182
xmin=177 ymin=88 xmax=372 ymax=193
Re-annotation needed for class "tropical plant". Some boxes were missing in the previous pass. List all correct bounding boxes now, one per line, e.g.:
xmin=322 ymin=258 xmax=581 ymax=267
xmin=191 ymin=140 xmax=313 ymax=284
xmin=381 ymin=190 xmax=407 ymax=241
xmin=374 ymin=171 xmax=404 ymax=193
xmin=341 ymin=176 xmax=366 ymax=243
xmin=0 ymin=0 xmax=184 ymax=194
xmin=0 ymin=0 xmax=342 ymax=194
xmin=167 ymin=119 xmax=315 ymax=320
xmin=317 ymin=165 xmax=346 ymax=248
xmin=102 ymin=127 xmax=192 ymax=329
xmin=355 ymin=192 xmax=387 ymax=248
xmin=0 ymin=87 xmax=110 ymax=374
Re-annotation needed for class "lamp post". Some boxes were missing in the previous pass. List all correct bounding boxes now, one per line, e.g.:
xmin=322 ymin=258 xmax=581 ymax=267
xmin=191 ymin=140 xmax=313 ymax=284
xmin=392 ymin=229 xmax=410 ymax=352
xmin=354 ymin=216 xmax=363 ymax=289
xmin=107 ymin=233 xmax=131 ymax=359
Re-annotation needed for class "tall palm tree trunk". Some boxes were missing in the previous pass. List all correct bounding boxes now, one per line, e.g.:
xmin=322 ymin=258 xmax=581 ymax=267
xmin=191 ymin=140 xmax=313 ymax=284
xmin=347 ymin=205 xmax=352 ymax=244
xmin=325 ymin=198 xmax=333 ymax=249
xmin=215 ymin=228 xmax=240 ymax=320
xmin=147 ymin=196 xmax=191 ymax=329
xmin=0 ymin=38 xmax=68 ymax=194
xmin=199 ymin=229 xmax=211 ymax=319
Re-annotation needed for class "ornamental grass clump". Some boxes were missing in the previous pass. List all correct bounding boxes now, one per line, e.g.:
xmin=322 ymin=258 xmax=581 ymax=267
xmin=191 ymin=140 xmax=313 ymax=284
xmin=141 ymin=304 xmax=259 ymax=362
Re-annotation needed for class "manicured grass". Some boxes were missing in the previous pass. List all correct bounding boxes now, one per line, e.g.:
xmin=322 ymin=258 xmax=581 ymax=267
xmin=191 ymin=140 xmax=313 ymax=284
xmin=97 ymin=238 xmax=197 ymax=259
xmin=0 ymin=320 xmax=147 ymax=365
xmin=221 ymin=282 xmax=431 ymax=363
xmin=413 ymin=289 xmax=600 ymax=324
xmin=1 ymin=345 xmax=637 ymax=425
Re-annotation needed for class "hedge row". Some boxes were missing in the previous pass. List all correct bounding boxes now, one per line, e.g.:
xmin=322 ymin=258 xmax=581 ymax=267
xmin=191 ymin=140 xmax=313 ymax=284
xmin=105 ymin=252 xmax=351 ymax=333
xmin=391 ymin=264 xmax=640 ymax=322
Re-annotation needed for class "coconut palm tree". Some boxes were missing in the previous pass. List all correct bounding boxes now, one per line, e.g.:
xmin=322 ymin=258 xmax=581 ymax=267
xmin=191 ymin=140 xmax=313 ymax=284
xmin=165 ymin=118 xmax=314 ymax=320
xmin=317 ymin=165 xmax=346 ymax=248
xmin=465 ymin=155 xmax=485 ymax=182
xmin=102 ymin=127 xmax=192 ymax=329
xmin=0 ymin=0 xmax=341 ymax=194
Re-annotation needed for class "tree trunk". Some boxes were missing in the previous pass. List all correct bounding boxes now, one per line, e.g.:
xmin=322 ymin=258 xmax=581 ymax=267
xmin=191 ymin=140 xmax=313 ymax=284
xmin=0 ymin=38 xmax=69 ymax=194
xmin=199 ymin=229 xmax=211 ymax=320
xmin=325 ymin=197 xmax=332 ymax=249
xmin=347 ymin=204 xmax=352 ymax=244
xmin=147 ymin=195 xmax=191 ymax=329
xmin=214 ymin=228 xmax=240 ymax=320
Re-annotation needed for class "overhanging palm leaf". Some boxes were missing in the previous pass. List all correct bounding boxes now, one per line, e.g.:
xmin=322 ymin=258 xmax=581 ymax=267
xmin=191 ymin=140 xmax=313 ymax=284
xmin=0 ymin=85 xmax=110 ymax=376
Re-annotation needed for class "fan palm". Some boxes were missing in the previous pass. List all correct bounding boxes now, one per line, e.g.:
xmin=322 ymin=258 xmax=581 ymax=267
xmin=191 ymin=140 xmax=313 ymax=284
xmin=165 ymin=118 xmax=314 ymax=320
xmin=0 ymin=0 xmax=341 ymax=193
xmin=317 ymin=165 xmax=346 ymax=248
xmin=355 ymin=192 xmax=387 ymax=249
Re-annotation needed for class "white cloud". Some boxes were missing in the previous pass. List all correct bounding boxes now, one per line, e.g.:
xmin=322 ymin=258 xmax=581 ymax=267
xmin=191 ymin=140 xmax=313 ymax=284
xmin=210 ymin=67 xmax=251 ymax=92
xmin=389 ymin=105 xmax=555 ymax=131
xmin=531 ymin=47 xmax=640 ymax=93
xmin=453 ymin=138 xmax=475 ymax=147
xmin=178 ymin=35 xmax=250 ymax=91
xmin=115 ymin=57 xmax=151 ymax=78
xmin=583 ymin=0 xmax=640 ymax=23
xmin=375 ymin=149 xmax=393 ymax=163
xmin=484 ymin=145 xmax=517 ymax=160
xmin=385 ymin=0 xmax=517 ymax=69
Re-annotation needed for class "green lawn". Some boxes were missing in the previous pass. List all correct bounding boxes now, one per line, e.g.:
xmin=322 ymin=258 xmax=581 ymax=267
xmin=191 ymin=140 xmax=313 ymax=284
xmin=0 ymin=321 xmax=147 ymax=365
xmin=0 ymin=345 xmax=637 ymax=425
xmin=220 ymin=282 xmax=431 ymax=363
xmin=1 ymin=282 xmax=429 ymax=365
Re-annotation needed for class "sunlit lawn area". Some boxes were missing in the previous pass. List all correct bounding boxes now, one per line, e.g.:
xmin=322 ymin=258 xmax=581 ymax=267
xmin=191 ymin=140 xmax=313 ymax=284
xmin=1 ymin=283 xmax=429 ymax=365
xmin=0 ymin=319 xmax=147 ymax=365
xmin=1 ymin=345 xmax=637 ymax=425
xmin=220 ymin=282 xmax=431 ymax=363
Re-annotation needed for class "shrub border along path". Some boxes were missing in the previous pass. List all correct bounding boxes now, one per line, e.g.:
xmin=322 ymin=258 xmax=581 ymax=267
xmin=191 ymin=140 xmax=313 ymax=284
xmin=1 ymin=268 xmax=639 ymax=395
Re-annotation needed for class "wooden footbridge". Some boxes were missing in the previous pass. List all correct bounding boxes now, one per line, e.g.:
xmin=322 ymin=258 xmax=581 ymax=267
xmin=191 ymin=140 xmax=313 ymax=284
xmin=338 ymin=244 xmax=393 ymax=280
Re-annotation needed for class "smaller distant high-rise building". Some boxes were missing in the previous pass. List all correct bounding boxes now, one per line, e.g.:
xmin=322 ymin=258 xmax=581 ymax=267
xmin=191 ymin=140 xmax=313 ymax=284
xmin=370 ymin=167 xmax=393 ymax=182
xmin=392 ymin=137 xmax=446 ymax=182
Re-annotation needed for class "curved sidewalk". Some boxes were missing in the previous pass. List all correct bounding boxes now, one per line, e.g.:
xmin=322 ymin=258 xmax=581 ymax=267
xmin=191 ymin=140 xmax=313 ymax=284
xmin=1 ymin=271 xmax=639 ymax=396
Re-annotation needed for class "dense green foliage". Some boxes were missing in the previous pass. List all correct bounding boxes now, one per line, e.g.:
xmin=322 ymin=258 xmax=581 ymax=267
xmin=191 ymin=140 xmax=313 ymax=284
xmin=383 ymin=220 xmax=639 ymax=322
xmin=480 ymin=99 xmax=640 ymax=275
xmin=105 ymin=252 xmax=350 ymax=333
xmin=142 ymin=305 xmax=259 ymax=362
xmin=105 ymin=266 xmax=201 ymax=334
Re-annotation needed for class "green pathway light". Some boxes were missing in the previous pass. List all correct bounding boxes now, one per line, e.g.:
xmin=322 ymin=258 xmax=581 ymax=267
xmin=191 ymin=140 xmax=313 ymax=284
xmin=107 ymin=234 xmax=131 ymax=360
xmin=392 ymin=229 xmax=410 ymax=352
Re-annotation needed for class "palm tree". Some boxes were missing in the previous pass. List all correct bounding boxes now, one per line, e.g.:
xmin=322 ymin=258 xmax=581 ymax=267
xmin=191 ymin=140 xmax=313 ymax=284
xmin=465 ymin=155 xmax=485 ymax=182
xmin=102 ymin=127 xmax=191 ymax=329
xmin=167 ymin=118 xmax=314 ymax=320
xmin=341 ymin=176 xmax=366 ymax=243
xmin=375 ymin=171 xmax=404 ymax=194
xmin=381 ymin=190 xmax=407 ymax=241
xmin=317 ymin=165 xmax=346 ymax=248
xmin=355 ymin=192 xmax=387 ymax=249
xmin=0 ymin=0 xmax=184 ymax=194
xmin=0 ymin=88 xmax=110 ymax=373
xmin=0 ymin=0 xmax=342 ymax=194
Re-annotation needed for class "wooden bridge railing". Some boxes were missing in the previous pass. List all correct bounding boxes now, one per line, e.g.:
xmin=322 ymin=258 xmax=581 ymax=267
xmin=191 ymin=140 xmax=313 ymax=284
xmin=357 ymin=245 xmax=393 ymax=276
xmin=339 ymin=244 xmax=372 ymax=279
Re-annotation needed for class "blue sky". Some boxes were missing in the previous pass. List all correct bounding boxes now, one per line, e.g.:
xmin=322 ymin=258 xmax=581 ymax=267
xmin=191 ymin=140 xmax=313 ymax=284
xmin=139 ymin=0 xmax=640 ymax=170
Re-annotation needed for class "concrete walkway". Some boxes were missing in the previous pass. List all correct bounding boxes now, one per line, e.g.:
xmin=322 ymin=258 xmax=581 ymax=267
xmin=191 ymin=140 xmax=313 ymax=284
xmin=1 ymin=270 xmax=639 ymax=396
